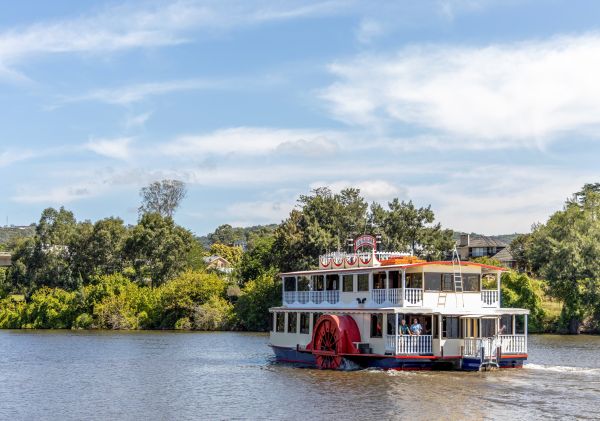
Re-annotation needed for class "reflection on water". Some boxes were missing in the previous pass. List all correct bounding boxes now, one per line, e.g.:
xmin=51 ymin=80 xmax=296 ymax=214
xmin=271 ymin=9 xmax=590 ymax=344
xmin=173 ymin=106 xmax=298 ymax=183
xmin=0 ymin=332 xmax=598 ymax=420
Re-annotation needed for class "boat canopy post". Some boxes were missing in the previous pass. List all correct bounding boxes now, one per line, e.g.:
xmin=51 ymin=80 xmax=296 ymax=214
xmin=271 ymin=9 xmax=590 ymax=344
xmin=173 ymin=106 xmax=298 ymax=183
xmin=525 ymin=314 xmax=528 ymax=350
xmin=395 ymin=312 xmax=399 ymax=355
xmin=401 ymin=270 xmax=406 ymax=308
xmin=496 ymin=272 xmax=501 ymax=307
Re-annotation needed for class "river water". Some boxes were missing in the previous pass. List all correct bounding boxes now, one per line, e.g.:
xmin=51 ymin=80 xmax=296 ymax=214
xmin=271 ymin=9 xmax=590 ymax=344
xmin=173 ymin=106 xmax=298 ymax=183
xmin=0 ymin=331 xmax=598 ymax=420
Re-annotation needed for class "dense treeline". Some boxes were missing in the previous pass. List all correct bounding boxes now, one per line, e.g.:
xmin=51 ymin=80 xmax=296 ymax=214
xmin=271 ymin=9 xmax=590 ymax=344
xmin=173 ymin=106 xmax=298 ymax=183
xmin=508 ymin=183 xmax=600 ymax=333
xmin=2 ymin=181 xmax=584 ymax=332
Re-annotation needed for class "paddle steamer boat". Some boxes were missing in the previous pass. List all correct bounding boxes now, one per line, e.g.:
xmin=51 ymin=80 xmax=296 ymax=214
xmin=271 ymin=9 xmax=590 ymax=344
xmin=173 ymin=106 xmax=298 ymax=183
xmin=269 ymin=235 xmax=529 ymax=371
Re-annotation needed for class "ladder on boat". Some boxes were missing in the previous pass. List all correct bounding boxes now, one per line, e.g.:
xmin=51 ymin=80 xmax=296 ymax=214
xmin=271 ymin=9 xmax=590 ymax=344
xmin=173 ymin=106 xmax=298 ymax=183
xmin=452 ymin=246 xmax=464 ymax=306
xmin=479 ymin=337 xmax=500 ymax=371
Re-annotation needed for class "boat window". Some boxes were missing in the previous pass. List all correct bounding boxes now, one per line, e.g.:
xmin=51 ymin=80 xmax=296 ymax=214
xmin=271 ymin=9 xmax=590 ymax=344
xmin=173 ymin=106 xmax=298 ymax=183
xmin=386 ymin=314 xmax=396 ymax=335
xmin=342 ymin=274 xmax=354 ymax=292
xmin=432 ymin=315 xmax=438 ymax=337
xmin=370 ymin=313 xmax=383 ymax=338
xmin=481 ymin=318 xmax=495 ymax=337
xmin=298 ymin=276 xmax=310 ymax=291
xmin=441 ymin=273 xmax=454 ymax=291
xmin=276 ymin=313 xmax=285 ymax=332
xmin=284 ymin=277 xmax=296 ymax=291
xmin=515 ymin=315 xmax=525 ymax=334
xmin=482 ymin=274 xmax=497 ymax=290
xmin=406 ymin=273 xmax=423 ymax=289
xmin=442 ymin=316 xmax=461 ymax=338
xmin=299 ymin=313 xmax=310 ymax=334
xmin=388 ymin=271 xmax=400 ymax=289
xmin=500 ymin=315 xmax=513 ymax=334
xmin=326 ymin=274 xmax=339 ymax=290
xmin=269 ymin=313 xmax=274 ymax=332
xmin=287 ymin=312 xmax=297 ymax=334
xmin=357 ymin=274 xmax=369 ymax=291
xmin=424 ymin=273 xmax=441 ymax=291
xmin=312 ymin=275 xmax=324 ymax=290
xmin=373 ymin=272 xmax=386 ymax=289
xmin=463 ymin=274 xmax=480 ymax=291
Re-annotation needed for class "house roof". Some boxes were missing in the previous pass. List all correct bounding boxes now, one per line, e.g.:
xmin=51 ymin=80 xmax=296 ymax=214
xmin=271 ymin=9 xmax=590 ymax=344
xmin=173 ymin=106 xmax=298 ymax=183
xmin=492 ymin=247 xmax=515 ymax=262
xmin=461 ymin=235 xmax=508 ymax=248
xmin=203 ymin=255 xmax=231 ymax=265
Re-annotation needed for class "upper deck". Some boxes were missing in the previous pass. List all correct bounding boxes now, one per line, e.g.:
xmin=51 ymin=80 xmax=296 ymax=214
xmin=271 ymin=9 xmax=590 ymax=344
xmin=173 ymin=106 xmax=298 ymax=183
xmin=280 ymin=248 xmax=506 ymax=312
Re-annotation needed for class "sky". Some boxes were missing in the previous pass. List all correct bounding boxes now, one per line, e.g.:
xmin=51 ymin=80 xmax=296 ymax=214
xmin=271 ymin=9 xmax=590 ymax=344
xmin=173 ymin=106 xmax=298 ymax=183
xmin=1 ymin=0 xmax=600 ymax=236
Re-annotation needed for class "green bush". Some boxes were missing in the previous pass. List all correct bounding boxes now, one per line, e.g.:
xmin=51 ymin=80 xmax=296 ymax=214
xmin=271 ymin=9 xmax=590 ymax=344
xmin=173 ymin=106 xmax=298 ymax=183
xmin=234 ymin=271 xmax=281 ymax=331
xmin=175 ymin=317 xmax=192 ymax=330
xmin=73 ymin=313 xmax=93 ymax=329
xmin=192 ymin=296 xmax=234 ymax=330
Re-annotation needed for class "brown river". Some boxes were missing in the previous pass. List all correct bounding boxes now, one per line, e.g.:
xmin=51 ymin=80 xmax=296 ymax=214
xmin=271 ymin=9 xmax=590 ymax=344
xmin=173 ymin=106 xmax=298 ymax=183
xmin=0 ymin=331 xmax=598 ymax=420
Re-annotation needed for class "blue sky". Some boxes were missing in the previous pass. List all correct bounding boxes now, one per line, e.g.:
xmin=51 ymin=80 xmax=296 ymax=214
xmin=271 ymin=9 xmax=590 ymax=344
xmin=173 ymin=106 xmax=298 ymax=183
xmin=1 ymin=0 xmax=599 ymax=235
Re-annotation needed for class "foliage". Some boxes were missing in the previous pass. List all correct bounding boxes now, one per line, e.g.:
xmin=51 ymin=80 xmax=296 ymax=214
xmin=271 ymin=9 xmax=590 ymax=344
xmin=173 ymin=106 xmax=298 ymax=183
xmin=235 ymin=271 xmax=281 ymax=331
xmin=124 ymin=213 xmax=194 ymax=286
xmin=273 ymin=187 xmax=453 ymax=271
xmin=510 ymin=234 xmax=532 ymax=273
xmin=471 ymin=256 xmax=504 ymax=267
xmin=501 ymin=271 xmax=545 ymax=332
xmin=192 ymin=296 xmax=234 ymax=330
xmin=238 ymin=236 xmax=276 ymax=282
xmin=138 ymin=179 xmax=187 ymax=218
xmin=209 ymin=243 xmax=243 ymax=267
xmin=526 ymin=186 xmax=600 ymax=333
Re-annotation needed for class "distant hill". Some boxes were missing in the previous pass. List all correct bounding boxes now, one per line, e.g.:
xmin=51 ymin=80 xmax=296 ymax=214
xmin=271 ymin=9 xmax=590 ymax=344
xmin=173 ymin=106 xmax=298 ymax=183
xmin=198 ymin=224 xmax=278 ymax=248
xmin=0 ymin=225 xmax=36 ymax=248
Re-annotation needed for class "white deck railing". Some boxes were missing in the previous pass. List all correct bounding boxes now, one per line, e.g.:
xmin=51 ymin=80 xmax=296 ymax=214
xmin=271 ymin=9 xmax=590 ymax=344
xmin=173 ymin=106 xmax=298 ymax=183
xmin=463 ymin=335 xmax=527 ymax=358
xmin=404 ymin=288 xmax=423 ymax=306
xmin=481 ymin=290 xmax=499 ymax=307
xmin=497 ymin=334 xmax=527 ymax=354
xmin=388 ymin=288 xmax=401 ymax=304
xmin=463 ymin=337 xmax=496 ymax=358
xmin=283 ymin=291 xmax=296 ymax=304
xmin=310 ymin=290 xmax=324 ymax=304
xmin=372 ymin=289 xmax=386 ymax=304
xmin=324 ymin=290 xmax=340 ymax=304
xmin=386 ymin=335 xmax=432 ymax=355
xmin=297 ymin=291 xmax=310 ymax=304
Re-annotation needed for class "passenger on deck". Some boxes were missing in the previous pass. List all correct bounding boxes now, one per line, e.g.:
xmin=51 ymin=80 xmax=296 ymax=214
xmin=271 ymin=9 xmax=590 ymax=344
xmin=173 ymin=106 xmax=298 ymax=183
xmin=399 ymin=318 xmax=411 ymax=335
xmin=410 ymin=318 xmax=422 ymax=336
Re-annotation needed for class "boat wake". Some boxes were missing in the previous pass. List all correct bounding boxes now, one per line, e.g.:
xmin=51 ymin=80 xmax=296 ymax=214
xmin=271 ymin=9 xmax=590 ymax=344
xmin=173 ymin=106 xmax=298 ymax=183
xmin=525 ymin=363 xmax=600 ymax=375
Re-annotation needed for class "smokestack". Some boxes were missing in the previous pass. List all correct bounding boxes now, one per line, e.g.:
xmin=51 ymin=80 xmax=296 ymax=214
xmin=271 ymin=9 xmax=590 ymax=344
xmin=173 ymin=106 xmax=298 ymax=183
xmin=459 ymin=234 xmax=470 ymax=247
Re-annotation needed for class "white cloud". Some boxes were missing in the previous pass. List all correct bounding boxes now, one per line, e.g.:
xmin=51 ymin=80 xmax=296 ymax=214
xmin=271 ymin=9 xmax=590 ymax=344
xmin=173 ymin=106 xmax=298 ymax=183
xmin=12 ymin=184 xmax=97 ymax=204
xmin=356 ymin=19 xmax=385 ymax=44
xmin=310 ymin=179 xmax=404 ymax=202
xmin=125 ymin=111 xmax=153 ymax=129
xmin=0 ymin=0 xmax=345 ymax=79
xmin=61 ymin=79 xmax=230 ymax=105
xmin=226 ymin=200 xmax=294 ymax=226
xmin=322 ymin=33 xmax=600 ymax=148
xmin=85 ymin=137 xmax=133 ymax=160
xmin=0 ymin=149 xmax=36 ymax=167
xmin=162 ymin=127 xmax=344 ymax=157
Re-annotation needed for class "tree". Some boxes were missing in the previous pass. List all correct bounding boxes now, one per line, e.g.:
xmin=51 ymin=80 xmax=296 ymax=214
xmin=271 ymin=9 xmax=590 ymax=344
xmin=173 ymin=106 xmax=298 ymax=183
xmin=501 ymin=271 xmax=545 ymax=332
xmin=70 ymin=217 xmax=128 ymax=281
xmin=527 ymin=186 xmax=600 ymax=333
xmin=377 ymin=199 xmax=454 ymax=259
xmin=273 ymin=187 xmax=369 ymax=271
xmin=209 ymin=243 xmax=243 ymax=267
xmin=124 ymin=213 xmax=194 ymax=287
xmin=9 ymin=207 xmax=78 ymax=292
xmin=138 ymin=179 xmax=187 ymax=218
xmin=234 ymin=271 xmax=281 ymax=331
xmin=510 ymin=234 xmax=532 ymax=273
xmin=238 ymin=236 xmax=276 ymax=282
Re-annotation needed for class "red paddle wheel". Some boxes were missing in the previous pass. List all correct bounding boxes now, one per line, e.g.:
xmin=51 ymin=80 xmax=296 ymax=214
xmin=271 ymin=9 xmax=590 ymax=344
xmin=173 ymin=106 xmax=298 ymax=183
xmin=309 ymin=315 xmax=361 ymax=369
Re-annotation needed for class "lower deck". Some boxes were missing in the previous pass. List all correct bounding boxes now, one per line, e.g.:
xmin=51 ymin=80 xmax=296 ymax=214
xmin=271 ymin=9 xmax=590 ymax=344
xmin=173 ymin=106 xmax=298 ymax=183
xmin=269 ymin=308 xmax=528 ymax=370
